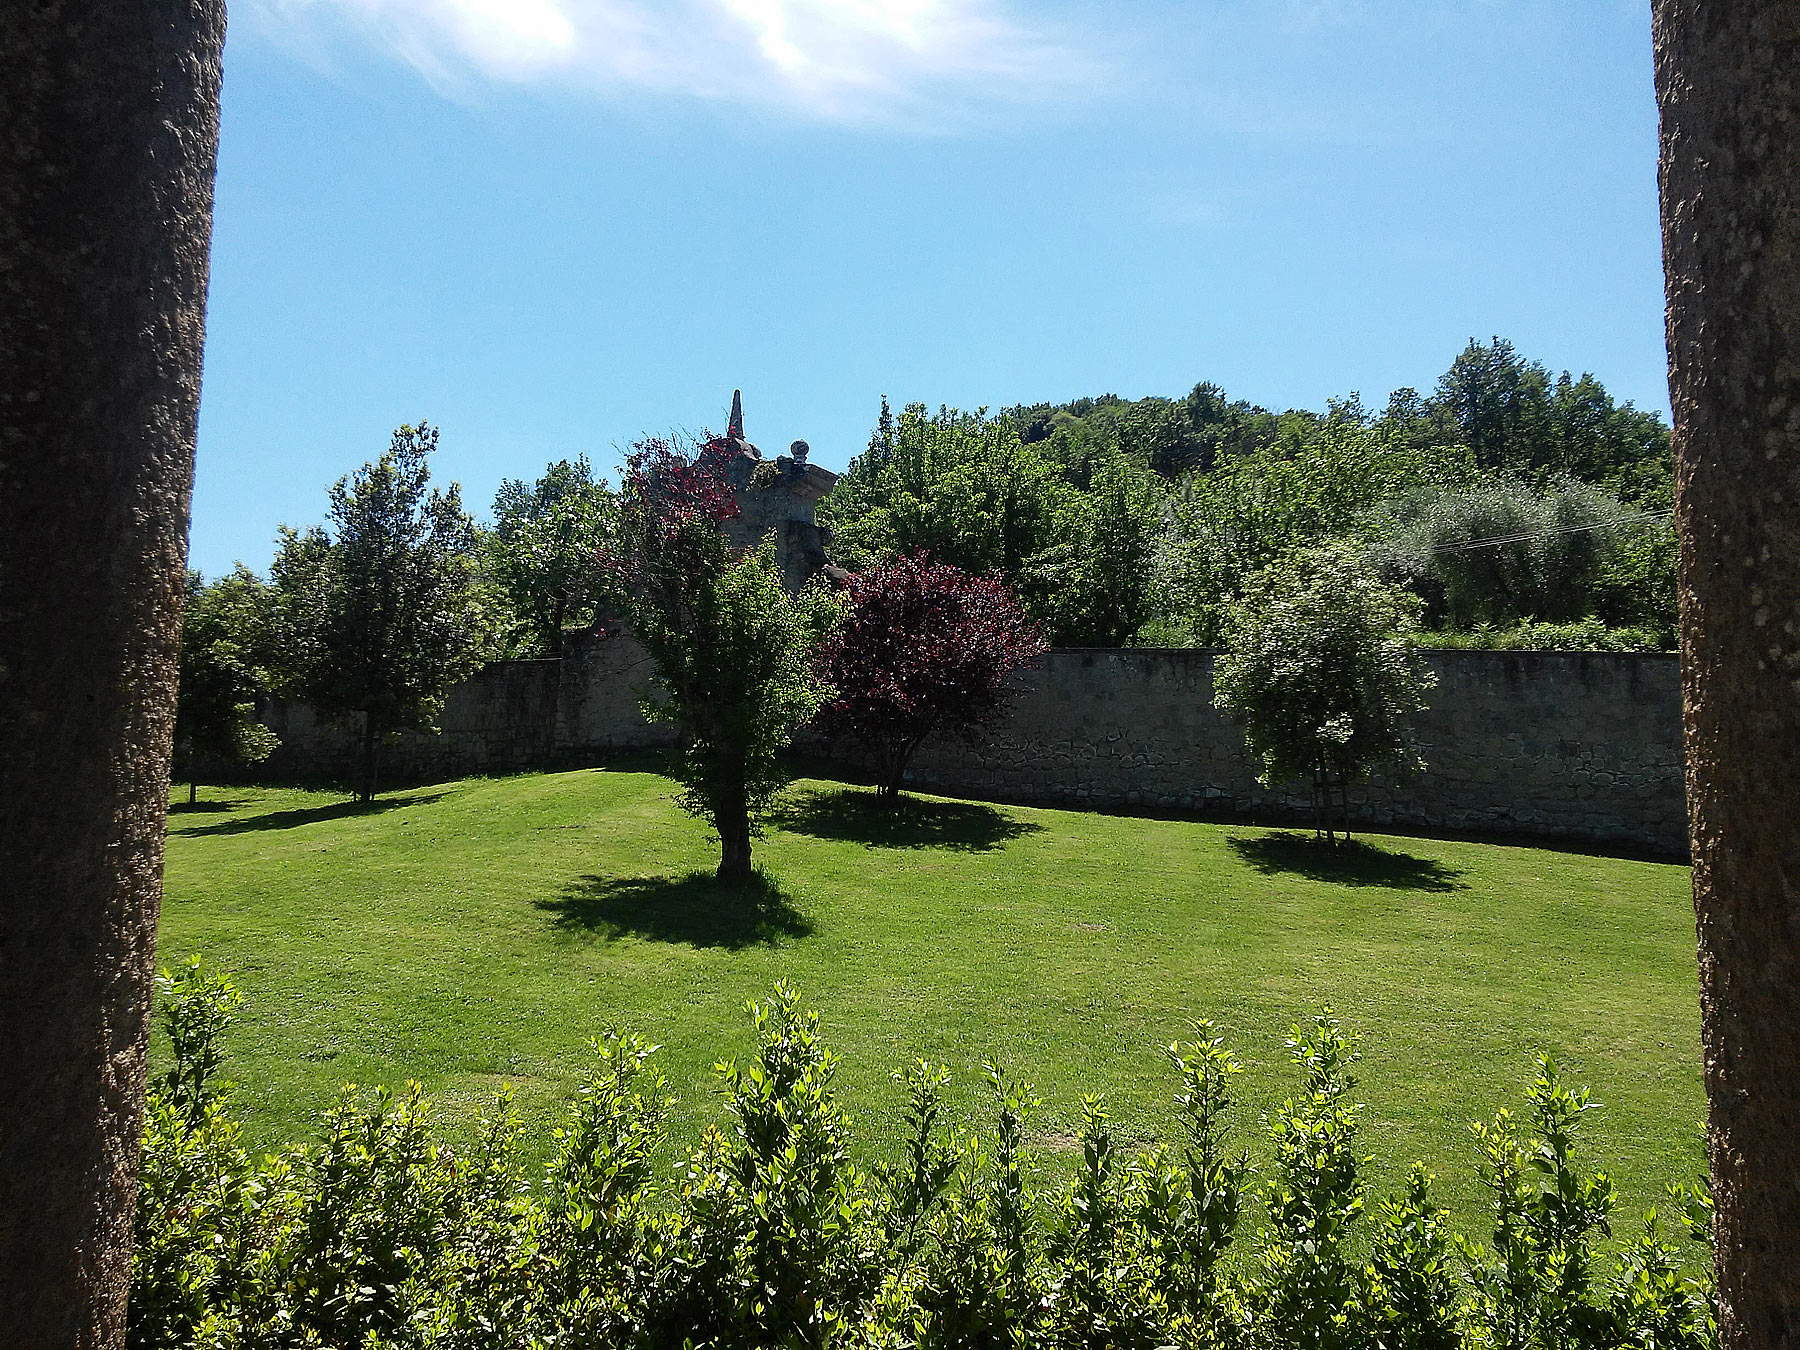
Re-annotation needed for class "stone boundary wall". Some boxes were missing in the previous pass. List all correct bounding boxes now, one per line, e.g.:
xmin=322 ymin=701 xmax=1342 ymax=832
xmin=259 ymin=642 xmax=1687 ymax=856
xmin=904 ymin=649 xmax=1686 ymax=854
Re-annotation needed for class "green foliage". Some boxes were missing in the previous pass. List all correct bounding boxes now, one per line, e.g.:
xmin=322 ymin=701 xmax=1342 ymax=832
xmin=824 ymin=402 xmax=1078 ymax=584
xmin=608 ymin=440 xmax=837 ymax=878
xmin=484 ymin=456 xmax=615 ymax=657
xmin=268 ymin=423 xmax=494 ymax=802
xmin=1366 ymin=1166 xmax=1463 ymax=1350
xmin=175 ymin=568 xmax=280 ymax=797
xmin=1396 ymin=338 xmax=1672 ymax=489
xmin=830 ymin=403 xmax=1181 ymax=646
xmin=1027 ymin=451 xmax=1165 ymax=646
xmin=1254 ymin=1012 xmax=1368 ymax=1350
xmin=653 ymin=543 xmax=834 ymax=879
xmin=134 ymin=962 xmax=1716 ymax=1350
xmin=1460 ymin=1060 xmax=1621 ymax=1350
xmin=1374 ymin=474 xmax=1656 ymax=632
xmin=1160 ymin=421 xmax=1471 ymax=646
xmin=1145 ymin=1025 xmax=1248 ymax=1339
xmin=1590 ymin=514 xmax=1679 ymax=644
xmin=953 ymin=343 xmax=1675 ymax=650
xmin=1214 ymin=542 xmax=1436 ymax=842
xmin=1413 ymin=619 xmax=1668 ymax=654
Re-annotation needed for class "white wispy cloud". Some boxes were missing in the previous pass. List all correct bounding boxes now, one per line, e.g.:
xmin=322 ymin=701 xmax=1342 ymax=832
xmin=250 ymin=0 xmax=1104 ymax=128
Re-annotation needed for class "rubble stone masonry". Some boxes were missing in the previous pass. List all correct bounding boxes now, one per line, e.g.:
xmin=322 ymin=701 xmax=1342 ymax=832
xmin=261 ymin=644 xmax=1686 ymax=855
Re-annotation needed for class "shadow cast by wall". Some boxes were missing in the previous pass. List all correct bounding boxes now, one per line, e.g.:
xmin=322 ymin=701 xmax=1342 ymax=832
xmin=167 ymin=792 xmax=449 ymax=838
xmin=1227 ymin=832 xmax=1469 ymax=892
xmin=538 ymin=870 xmax=813 ymax=949
xmin=769 ymin=787 xmax=1045 ymax=853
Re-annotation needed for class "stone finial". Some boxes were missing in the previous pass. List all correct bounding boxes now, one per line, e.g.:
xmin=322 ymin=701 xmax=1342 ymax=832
xmin=727 ymin=389 xmax=745 ymax=441
xmin=789 ymin=439 xmax=810 ymax=464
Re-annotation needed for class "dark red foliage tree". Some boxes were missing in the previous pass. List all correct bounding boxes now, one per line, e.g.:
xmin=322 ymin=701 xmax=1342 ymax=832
xmin=815 ymin=553 xmax=1047 ymax=800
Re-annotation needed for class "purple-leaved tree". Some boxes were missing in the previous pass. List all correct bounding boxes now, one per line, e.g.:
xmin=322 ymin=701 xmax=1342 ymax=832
xmin=815 ymin=553 xmax=1046 ymax=801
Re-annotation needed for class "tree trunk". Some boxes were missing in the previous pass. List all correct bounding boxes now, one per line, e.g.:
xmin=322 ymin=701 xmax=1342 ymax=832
xmin=717 ymin=813 xmax=754 ymax=881
xmin=189 ymin=780 xmax=198 ymax=807
xmin=0 ymin=5 xmax=227 ymax=1346
xmin=716 ymin=778 xmax=754 ymax=881
xmin=1311 ymin=767 xmax=1332 ymax=844
xmin=359 ymin=712 xmax=380 ymax=805
xmin=877 ymin=748 xmax=905 ymax=801
xmin=1653 ymin=5 xmax=1800 ymax=1343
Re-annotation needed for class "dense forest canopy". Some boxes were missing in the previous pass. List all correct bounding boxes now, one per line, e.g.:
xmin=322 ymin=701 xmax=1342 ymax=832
xmin=821 ymin=337 xmax=1676 ymax=650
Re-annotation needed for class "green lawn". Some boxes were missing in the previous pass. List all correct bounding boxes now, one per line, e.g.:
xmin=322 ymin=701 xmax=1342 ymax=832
xmin=159 ymin=766 xmax=1705 ymax=1231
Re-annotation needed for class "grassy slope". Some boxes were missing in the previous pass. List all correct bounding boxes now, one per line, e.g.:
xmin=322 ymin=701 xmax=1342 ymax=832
xmin=160 ymin=768 xmax=1704 ymax=1230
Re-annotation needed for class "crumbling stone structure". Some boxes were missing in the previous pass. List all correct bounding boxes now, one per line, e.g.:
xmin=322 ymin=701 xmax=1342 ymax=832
xmin=716 ymin=390 xmax=840 ymax=591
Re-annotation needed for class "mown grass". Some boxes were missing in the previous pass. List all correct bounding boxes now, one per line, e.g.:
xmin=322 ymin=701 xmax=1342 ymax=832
xmin=159 ymin=766 xmax=1704 ymax=1232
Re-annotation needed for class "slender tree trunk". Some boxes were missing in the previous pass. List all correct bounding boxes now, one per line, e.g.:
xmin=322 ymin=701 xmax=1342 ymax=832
xmin=717 ymin=812 xmax=754 ymax=881
xmin=0 ymin=5 xmax=227 ymax=1346
xmin=189 ymin=780 xmax=198 ymax=807
xmin=1653 ymin=5 xmax=1800 ymax=1343
xmin=359 ymin=712 xmax=380 ymax=805
xmin=878 ymin=745 xmax=905 ymax=801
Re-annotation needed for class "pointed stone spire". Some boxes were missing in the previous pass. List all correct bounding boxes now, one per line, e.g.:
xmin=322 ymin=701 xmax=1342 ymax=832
xmin=727 ymin=389 xmax=745 ymax=441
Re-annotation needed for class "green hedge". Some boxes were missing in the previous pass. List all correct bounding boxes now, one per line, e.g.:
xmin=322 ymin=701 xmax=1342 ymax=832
xmin=1411 ymin=619 xmax=1669 ymax=653
xmin=133 ymin=960 xmax=1714 ymax=1349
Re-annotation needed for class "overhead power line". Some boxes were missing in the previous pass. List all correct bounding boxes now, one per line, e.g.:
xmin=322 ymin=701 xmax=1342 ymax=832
xmin=1430 ymin=507 xmax=1674 ymax=556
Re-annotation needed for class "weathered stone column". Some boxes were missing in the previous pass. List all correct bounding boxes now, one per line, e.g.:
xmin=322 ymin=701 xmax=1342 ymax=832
xmin=0 ymin=4 xmax=227 ymax=1346
xmin=1653 ymin=4 xmax=1800 ymax=1345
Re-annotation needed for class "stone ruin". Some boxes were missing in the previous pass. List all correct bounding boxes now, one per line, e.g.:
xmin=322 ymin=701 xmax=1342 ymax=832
xmin=715 ymin=389 xmax=841 ymax=591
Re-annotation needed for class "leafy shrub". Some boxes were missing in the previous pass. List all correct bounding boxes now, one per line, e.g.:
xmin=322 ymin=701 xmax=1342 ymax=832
xmin=1213 ymin=542 xmax=1437 ymax=844
xmin=1413 ymin=619 xmax=1668 ymax=653
xmin=134 ymin=962 xmax=1715 ymax=1349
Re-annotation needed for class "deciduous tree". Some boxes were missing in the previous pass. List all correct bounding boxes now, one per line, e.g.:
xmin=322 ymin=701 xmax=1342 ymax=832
xmin=814 ymin=553 xmax=1046 ymax=800
xmin=605 ymin=437 xmax=835 ymax=879
xmin=174 ymin=569 xmax=280 ymax=803
xmin=270 ymin=424 xmax=492 ymax=804
xmin=1029 ymin=452 xmax=1164 ymax=647
xmin=823 ymin=403 xmax=1075 ymax=584
xmin=1213 ymin=542 xmax=1435 ymax=844
xmin=1160 ymin=422 xmax=1465 ymax=646
xmin=486 ymin=456 xmax=614 ymax=657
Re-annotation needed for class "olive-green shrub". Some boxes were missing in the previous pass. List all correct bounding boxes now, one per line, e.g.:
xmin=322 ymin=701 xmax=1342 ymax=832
xmin=133 ymin=961 xmax=1715 ymax=1350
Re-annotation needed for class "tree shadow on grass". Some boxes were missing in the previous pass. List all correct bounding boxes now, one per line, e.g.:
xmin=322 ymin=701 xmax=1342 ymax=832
xmin=538 ymin=870 xmax=813 ymax=949
xmin=1227 ymin=832 xmax=1469 ymax=893
xmin=167 ymin=798 xmax=249 ymax=815
xmin=769 ymin=787 xmax=1045 ymax=853
xmin=168 ymin=792 xmax=448 ymax=838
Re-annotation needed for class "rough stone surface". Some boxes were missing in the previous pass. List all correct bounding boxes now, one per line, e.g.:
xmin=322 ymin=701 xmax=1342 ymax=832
xmin=264 ymin=646 xmax=1687 ymax=855
xmin=714 ymin=392 xmax=840 ymax=592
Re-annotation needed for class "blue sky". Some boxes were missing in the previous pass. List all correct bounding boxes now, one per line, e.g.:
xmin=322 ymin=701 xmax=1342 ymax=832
xmin=190 ymin=0 xmax=1667 ymax=578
